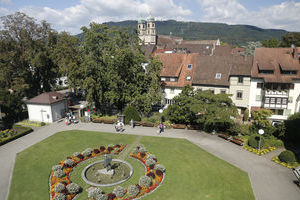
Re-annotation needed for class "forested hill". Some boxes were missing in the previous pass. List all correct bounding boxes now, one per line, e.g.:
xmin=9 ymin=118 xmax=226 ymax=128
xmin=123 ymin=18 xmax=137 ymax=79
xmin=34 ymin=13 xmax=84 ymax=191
xmin=104 ymin=20 xmax=288 ymax=46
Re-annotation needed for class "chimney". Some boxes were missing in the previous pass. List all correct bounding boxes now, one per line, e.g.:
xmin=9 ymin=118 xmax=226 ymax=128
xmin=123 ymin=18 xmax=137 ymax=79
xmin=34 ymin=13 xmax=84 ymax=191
xmin=291 ymin=44 xmax=296 ymax=59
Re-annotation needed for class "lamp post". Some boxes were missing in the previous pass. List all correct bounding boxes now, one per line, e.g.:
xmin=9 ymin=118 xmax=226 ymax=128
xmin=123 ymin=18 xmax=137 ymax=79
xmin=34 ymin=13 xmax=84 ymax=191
xmin=258 ymin=129 xmax=264 ymax=154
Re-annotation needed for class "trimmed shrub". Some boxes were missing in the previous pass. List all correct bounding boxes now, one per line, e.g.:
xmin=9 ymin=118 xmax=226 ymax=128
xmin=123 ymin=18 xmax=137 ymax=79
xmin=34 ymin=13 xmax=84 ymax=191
xmin=82 ymin=148 xmax=92 ymax=157
xmin=248 ymin=135 xmax=265 ymax=149
xmin=54 ymin=183 xmax=65 ymax=193
xmin=54 ymin=193 xmax=66 ymax=200
xmin=113 ymin=186 xmax=126 ymax=198
xmin=139 ymin=176 xmax=152 ymax=187
xmin=73 ymin=152 xmax=81 ymax=157
xmin=54 ymin=169 xmax=65 ymax=178
xmin=66 ymin=183 xmax=81 ymax=194
xmin=128 ymin=185 xmax=140 ymax=197
xmin=64 ymin=159 xmax=75 ymax=167
xmin=243 ymin=109 xmax=249 ymax=121
xmin=124 ymin=105 xmax=141 ymax=124
xmin=145 ymin=158 xmax=156 ymax=167
xmin=52 ymin=165 xmax=62 ymax=171
xmin=94 ymin=194 xmax=108 ymax=200
xmin=154 ymin=164 xmax=166 ymax=172
xmin=88 ymin=187 xmax=102 ymax=199
xmin=278 ymin=150 xmax=296 ymax=164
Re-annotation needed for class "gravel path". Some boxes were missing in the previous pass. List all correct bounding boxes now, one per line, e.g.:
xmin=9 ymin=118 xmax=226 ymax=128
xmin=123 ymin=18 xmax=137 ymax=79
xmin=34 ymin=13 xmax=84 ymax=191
xmin=0 ymin=122 xmax=299 ymax=200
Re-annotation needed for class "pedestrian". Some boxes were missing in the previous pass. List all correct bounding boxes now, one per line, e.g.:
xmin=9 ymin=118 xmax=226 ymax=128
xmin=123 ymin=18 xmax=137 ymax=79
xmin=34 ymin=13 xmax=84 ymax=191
xmin=130 ymin=119 xmax=134 ymax=128
xmin=159 ymin=123 xmax=163 ymax=134
xmin=65 ymin=116 xmax=68 ymax=126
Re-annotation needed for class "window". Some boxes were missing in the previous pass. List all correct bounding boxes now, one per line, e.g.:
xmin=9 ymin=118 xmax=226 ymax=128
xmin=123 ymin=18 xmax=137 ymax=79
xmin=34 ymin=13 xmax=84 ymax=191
xmin=256 ymin=95 xmax=262 ymax=101
xmin=161 ymin=77 xmax=166 ymax=81
xmin=187 ymin=64 xmax=192 ymax=69
xmin=238 ymin=76 xmax=243 ymax=83
xmin=152 ymin=23 xmax=155 ymax=27
xmin=259 ymin=70 xmax=274 ymax=74
xmin=186 ymin=76 xmax=191 ymax=81
xmin=236 ymin=91 xmax=243 ymax=99
xmin=270 ymin=98 xmax=276 ymax=104
xmin=210 ymin=90 xmax=215 ymax=94
xmin=276 ymin=98 xmax=282 ymax=104
xmin=282 ymin=98 xmax=288 ymax=105
xmin=257 ymin=83 xmax=263 ymax=88
xmin=221 ymin=90 xmax=226 ymax=94
xmin=170 ymin=88 xmax=175 ymax=94
xmin=170 ymin=77 xmax=176 ymax=82
xmin=161 ymin=88 xmax=165 ymax=93
xmin=265 ymin=97 xmax=270 ymax=104
xmin=290 ymin=83 xmax=294 ymax=89
xmin=215 ymin=73 xmax=222 ymax=79
xmin=278 ymin=110 xmax=284 ymax=115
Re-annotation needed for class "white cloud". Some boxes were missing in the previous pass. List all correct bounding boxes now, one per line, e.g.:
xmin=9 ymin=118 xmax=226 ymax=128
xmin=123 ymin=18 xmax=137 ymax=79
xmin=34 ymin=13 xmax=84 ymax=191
xmin=18 ymin=0 xmax=191 ymax=34
xmin=199 ymin=0 xmax=300 ymax=31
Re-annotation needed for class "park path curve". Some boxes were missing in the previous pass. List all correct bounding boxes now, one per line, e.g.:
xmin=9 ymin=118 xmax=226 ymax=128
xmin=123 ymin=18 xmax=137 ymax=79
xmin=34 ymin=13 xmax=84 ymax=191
xmin=0 ymin=122 xmax=299 ymax=200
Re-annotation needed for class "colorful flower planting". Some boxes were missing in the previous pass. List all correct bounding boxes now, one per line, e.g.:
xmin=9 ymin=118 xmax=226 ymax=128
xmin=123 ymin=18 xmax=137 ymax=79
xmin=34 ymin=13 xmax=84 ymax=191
xmin=49 ymin=144 xmax=127 ymax=200
xmin=49 ymin=143 xmax=165 ymax=200
xmin=271 ymin=156 xmax=300 ymax=169
xmin=243 ymin=144 xmax=276 ymax=156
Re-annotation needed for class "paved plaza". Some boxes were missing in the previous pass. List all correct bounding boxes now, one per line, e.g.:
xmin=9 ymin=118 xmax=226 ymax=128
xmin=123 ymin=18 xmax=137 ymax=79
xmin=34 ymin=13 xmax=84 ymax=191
xmin=0 ymin=122 xmax=299 ymax=200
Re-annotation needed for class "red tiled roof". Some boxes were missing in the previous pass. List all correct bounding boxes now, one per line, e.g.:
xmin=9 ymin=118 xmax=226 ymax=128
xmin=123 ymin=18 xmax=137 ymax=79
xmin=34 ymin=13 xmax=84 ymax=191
xmin=157 ymin=53 xmax=186 ymax=77
xmin=252 ymin=48 xmax=300 ymax=83
xmin=26 ymin=91 xmax=66 ymax=105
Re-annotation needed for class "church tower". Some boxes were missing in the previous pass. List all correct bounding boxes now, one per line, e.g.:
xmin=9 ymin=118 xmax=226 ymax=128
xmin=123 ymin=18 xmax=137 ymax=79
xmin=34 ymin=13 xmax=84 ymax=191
xmin=138 ymin=15 xmax=156 ymax=45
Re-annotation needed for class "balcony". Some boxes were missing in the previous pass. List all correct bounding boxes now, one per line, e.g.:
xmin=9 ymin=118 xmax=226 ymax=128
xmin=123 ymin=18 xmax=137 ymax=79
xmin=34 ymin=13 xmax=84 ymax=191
xmin=263 ymin=103 xmax=288 ymax=109
xmin=265 ymin=90 xmax=288 ymax=98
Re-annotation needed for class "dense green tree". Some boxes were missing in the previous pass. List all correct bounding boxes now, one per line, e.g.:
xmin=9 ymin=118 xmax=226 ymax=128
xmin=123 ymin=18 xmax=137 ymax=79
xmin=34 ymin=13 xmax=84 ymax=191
xmin=164 ymin=86 xmax=238 ymax=132
xmin=0 ymin=12 xmax=59 ymax=97
xmin=284 ymin=113 xmax=300 ymax=144
xmin=250 ymin=109 xmax=274 ymax=135
xmin=70 ymin=23 xmax=161 ymax=115
xmin=242 ymin=41 xmax=262 ymax=55
xmin=281 ymin=32 xmax=300 ymax=47
xmin=261 ymin=38 xmax=280 ymax=48
xmin=0 ymin=90 xmax=23 ymax=128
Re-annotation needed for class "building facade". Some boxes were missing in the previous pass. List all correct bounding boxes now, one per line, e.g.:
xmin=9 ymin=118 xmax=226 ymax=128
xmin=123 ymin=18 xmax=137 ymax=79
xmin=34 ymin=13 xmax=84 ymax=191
xmin=249 ymin=47 xmax=300 ymax=121
xmin=138 ymin=16 xmax=156 ymax=45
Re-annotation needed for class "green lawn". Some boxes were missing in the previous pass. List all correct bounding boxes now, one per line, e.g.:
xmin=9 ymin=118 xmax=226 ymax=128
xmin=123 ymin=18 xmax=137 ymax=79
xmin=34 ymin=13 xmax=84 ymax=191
xmin=9 ymin=130 xmax=254 ymax=200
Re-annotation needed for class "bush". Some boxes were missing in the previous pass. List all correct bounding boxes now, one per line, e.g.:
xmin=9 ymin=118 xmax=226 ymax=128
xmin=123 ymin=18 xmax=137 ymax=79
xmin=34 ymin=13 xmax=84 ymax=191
xmin=53 ymin=169 xmax=65 ymax=178
xmin=52 ymin=165 xmax=62 ymax=171
xmin=145 ymin=158 xmax=156 ymax=167
xmin=82 ymin=148 xmax=92 ymax=157
xmin=88 ymin=187 xmax=102 ymax=199
xmin=113 ymin=186 xmax=126 ymax=198
xmin=54 ymin=193 xmax=66 ymax=200
xmin=278 ymin=150 xmax=296 ymax=164
xmin=66 ymin=183 xmax=81 ymax=194
xmin=64 ymin=159 xmax=75 ymax=167
xmin=248 ymin=135 xmax=265 ymax=149
xmin=54 ymin=183 xmax=65 ymax=193
xmin=128 ymin=185 xmax=140 ymax=197
xmin=73 ymin=152 xmax=81 ymax=157
xmin=154 ymin=164 xmax=166 ymax=172
xmin=123 ymin=105 xmax=141 ymax=124
xmin=139 ymin=176 xmax=152 ymax=187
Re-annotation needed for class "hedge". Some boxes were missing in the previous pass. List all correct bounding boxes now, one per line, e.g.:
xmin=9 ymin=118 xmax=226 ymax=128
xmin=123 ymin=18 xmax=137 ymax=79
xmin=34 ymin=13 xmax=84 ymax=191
xmin=278 ymin=150 xmax=296 ymax=164
xmin=0 ymin=126 xmax=33 ymax=146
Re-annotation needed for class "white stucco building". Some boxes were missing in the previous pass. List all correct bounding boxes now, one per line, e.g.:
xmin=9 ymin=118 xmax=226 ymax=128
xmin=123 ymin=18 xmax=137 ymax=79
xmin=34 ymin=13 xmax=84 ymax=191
xmin=26 ymin=91 xmax=67 ymax=123
xmin=249 ymin=47 xmax=300 ymax=122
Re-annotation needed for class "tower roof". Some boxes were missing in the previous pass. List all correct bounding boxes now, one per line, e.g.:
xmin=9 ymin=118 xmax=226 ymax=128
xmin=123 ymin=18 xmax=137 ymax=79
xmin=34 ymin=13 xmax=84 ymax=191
xmin=138 ymin=17 xmax=146 ymax=23
xmin=147 ymin=15 xmax=155 ymax=21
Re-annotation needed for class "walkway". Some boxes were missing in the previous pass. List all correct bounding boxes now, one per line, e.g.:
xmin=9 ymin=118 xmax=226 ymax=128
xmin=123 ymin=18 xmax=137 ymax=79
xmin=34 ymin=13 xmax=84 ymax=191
xmin=0 ymin=122 xmax=299 ymax=200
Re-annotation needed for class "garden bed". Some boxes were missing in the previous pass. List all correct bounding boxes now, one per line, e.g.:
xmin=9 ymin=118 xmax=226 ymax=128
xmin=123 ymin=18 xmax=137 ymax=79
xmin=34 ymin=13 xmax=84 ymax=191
xmin=0 ymin=125 xmax=33 ymax=146
xmin=272 ymin=156 xmax=300 ymax=169
xmin=243 ymin=144 xmax=276 ymax=155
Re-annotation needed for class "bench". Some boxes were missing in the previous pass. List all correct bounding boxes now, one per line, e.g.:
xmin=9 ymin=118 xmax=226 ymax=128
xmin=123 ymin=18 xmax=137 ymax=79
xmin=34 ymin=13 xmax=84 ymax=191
xmin=229 ymin=137 xmax=244 ymax=146
xmin=218 ymin=133 xmax=231 ymax=140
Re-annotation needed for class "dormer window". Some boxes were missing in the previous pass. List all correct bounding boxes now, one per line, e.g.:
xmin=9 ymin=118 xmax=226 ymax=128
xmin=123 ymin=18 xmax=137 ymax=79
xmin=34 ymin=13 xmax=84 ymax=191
xmin=170 ymin=77 xmax=176 ymax=82
xmin=215 ymin=73 xmax=222 ymax=79
xmin=187 ymin=64 xmax=192 ymax=69
xmin=161 ymin=77 xmax=166 ymax=81
xmin=259 ymin=70 xmax=274 ymax=74
xmin=186 ymin=76 xmax=191 ymax=81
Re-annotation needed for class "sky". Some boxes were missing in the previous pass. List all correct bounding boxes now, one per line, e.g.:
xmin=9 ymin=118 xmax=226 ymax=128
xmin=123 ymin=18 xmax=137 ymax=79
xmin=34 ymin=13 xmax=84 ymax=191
xmin=0 ymin=0 xmax=300 ymax=34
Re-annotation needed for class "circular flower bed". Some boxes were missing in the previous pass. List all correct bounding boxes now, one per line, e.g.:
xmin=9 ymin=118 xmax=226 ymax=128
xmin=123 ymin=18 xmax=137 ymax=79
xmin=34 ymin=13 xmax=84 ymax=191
xmin=49 ymin=144 xmax=127 ymax=200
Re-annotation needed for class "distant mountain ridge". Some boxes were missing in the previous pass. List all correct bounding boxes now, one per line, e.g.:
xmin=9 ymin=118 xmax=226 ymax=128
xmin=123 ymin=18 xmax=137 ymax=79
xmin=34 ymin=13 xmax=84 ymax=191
xmin=104 ymin=20 xmax=288 ymax=46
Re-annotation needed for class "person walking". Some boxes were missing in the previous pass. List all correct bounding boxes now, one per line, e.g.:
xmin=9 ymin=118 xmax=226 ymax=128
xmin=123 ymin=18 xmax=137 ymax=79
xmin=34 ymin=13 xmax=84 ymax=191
xmin=159 ymin=123 xmax=163 ymax=135
xmin=130 ymin=119 xmax=134 ymax=128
